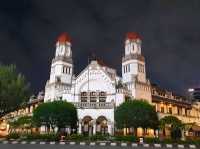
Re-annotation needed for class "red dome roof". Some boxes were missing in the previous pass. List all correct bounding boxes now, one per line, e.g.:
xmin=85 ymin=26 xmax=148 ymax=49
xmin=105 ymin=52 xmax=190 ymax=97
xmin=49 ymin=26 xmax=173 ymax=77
xmin=57 ymin=32 xmax=71 ymax=43
xmin=126 ymin=32 xmax=141 ymax=40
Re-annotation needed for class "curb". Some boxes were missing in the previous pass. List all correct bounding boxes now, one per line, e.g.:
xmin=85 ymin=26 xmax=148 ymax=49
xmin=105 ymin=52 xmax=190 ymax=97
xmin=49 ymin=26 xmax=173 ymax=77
xmin=0 ymin=140 xmax=199 ymax=148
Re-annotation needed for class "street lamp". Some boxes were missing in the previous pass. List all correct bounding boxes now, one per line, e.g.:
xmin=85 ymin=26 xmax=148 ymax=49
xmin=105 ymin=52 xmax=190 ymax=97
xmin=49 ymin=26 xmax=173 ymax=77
xmin=188 ymin=88 xmax=194 ymax=92
xmin=188 ymin=88 xmax=194 ymax=102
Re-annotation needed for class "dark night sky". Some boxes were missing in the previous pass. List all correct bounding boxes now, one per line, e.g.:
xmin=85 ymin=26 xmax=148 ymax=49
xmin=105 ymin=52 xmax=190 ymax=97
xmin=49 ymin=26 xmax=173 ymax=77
xmin=0 ymin=0 xmax=200 ymax=95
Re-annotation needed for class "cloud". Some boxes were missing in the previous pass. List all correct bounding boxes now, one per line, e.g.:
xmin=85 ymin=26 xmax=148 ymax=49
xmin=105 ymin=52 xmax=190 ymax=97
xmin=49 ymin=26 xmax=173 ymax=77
xmin=0 ymin=0 xmax=200 ymax=94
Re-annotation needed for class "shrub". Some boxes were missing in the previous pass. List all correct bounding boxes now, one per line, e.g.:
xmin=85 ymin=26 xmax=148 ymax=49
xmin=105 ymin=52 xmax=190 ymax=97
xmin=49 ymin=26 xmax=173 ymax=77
xmin=176 ymin=139 xmax=200 ymax=145
xmin=68 ymin=134 xmax=86 ymax=141
xmin=171 ymin=127 xmax=182 ymax=141
xmin=144 ymin=137 xmax=160 ymax=143
xmin=24 ymin=133 xmax=41 ymax=140
xmin=89 ymin=134 xmax=108 ymax=141
xmin=38 ymin=133 xmax=60 ymax=141
xmin=7 ymin=133 xmax=20 ymax=139
xmin=162 ymin=138 xmax=174 ymax=144
xmin=114 ymin=135 xmax=138 ymax=142
xmin=20 ymin=133 xmax=60 ymax=141
xmin=67 ymin=134 xmax=110 ymax=141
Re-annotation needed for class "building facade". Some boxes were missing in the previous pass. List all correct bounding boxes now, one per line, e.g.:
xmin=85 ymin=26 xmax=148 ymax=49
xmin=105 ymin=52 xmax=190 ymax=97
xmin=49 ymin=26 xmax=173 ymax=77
xmin=43 ymin=32 xmax=200 ymax=136
xmin=1 ymin=32 xmax=200 ymax=137
xmin=0 ymin=92 xmax=44 ymax=136
xmin=44 ymin=32 xmax=153 ymax=135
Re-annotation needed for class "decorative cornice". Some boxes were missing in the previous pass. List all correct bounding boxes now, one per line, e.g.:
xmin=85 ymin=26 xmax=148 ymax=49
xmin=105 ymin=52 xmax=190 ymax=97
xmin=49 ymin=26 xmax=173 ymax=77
xmin=122 ymin=54 xmax=145 ymax=62
xmin=52 ymin=56 xmax=72 ymax=64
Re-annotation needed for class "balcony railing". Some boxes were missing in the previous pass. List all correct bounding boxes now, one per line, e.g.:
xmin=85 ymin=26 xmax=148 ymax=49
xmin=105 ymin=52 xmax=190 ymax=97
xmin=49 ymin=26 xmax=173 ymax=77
xmin=72 ymin=102 xmax=114 ymax=109
xmin=157 ymin=112 xmax=200 ymax=124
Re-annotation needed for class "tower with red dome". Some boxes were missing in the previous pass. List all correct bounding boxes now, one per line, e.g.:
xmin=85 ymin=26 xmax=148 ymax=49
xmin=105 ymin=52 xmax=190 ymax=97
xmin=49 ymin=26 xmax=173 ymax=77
xmin=125 ymin=32 xmax=142 ymax=55
xmin=44 ymin=33 xmax=73 ymax=101
xmin=122 ymin=32 xmax=151 ymax=102
xmin=55 ymin=33 xmax=72 ymax=58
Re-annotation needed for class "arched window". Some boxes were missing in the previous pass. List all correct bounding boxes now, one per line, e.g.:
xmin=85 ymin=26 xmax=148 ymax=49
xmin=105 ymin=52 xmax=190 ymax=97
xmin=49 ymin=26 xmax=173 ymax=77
xmin=80 ymin=92 xmax=87 ymax=102
xmin=90 ymin=92 xmax=96 ymax=102
xmin=99 ymin=91 xmax=106 ymax=102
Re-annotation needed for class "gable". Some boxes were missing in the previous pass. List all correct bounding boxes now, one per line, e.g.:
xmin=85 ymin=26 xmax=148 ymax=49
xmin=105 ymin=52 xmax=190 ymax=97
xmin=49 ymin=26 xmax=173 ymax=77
xmin=74 ymin=61 xmax=115 ymax=93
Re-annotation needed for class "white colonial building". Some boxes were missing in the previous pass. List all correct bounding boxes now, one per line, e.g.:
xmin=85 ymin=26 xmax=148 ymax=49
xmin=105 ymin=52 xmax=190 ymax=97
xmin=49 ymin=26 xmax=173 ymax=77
xmin=44 ymin=32 xmax=152 ymax=135
xmin=1 ymin=32 xmax=200 ymax=138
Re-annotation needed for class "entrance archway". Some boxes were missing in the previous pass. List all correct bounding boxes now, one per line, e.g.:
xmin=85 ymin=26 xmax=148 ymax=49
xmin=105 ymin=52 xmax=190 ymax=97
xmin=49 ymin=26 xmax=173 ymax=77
xmin=82 ymin=116 xmax=93 ymax=135
xmin=96 ymin=116 xmax=108 ymax=134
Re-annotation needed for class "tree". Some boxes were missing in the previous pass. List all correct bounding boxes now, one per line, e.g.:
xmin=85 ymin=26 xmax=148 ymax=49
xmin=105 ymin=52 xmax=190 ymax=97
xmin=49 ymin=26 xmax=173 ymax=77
xmin=159 ymin=116 xmax=182 ymax=129
xmin=0 ymin=64 xmax=30 ymax=117
xmin=159 ymin=116 xmax=183 ymax=140
xmin=115 ymin=100 xmax=159 ymax=136
xmin=8 ymin=116 xmax=32 ymax=133
xmin=32 ymin=101 xmax=78 ymax=133
xmin=17 ymin=116 xmax=32 ymax=131
xmin=8 ymin=120 xmax=19 ymax=133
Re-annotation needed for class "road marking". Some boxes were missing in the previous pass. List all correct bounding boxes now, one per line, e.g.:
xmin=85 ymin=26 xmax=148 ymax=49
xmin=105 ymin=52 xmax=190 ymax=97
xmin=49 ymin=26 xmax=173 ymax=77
xmin=110 ymin=142 xmax=117 ymax=146
xmin=90 ymin=142 xmax=95 ymax=146
xmin=189 ymin=145 xmax=196 ymax=148
xmin=59 ymin=142 xmax=65 ymax=145
xmin=3 ymin=140 xmax=8 ymax=144
xmin=70 ymin=142 xmax=75 ymax=145
xmin=132 ymin=143 xmax=138 ymax=147
xmin=121 ymin=143 xmax=127 ymax=146
xmin=100 ymin=142 xmax=106 ymax=146
xmin=166 ymin=144 xmax=173 ymax=148
xmin=80 ymin=142 xmax=86 ymax=145
xmin=178 ymin=144 xmax=184 ymax=148
xmin=21 ymin=141 xmax=27 ymax=144
xmin=30 ymin=141 xmax=36 ymax=144
xmin=154 ymin=144 xmax=161 ymax=148
xmin=40 ymin=141 xmax=46 ymax=145
xmin=143 ymin=144 xmax=149 ymax=147
xmin=12 ymin=141 xmax=18 ymax=144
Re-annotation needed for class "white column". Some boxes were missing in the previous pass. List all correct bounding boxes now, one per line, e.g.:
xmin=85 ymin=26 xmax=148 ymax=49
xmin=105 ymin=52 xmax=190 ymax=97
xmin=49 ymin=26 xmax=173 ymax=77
xmin=181 ymin=130 xmax=186 ymax=141
xmin=93 ymin=120 xmax=96 ymax=135
xmin=108 ymin=123 xmax=112 ymax=135
xmin=67 ymin=126 xmax=71 ymax=134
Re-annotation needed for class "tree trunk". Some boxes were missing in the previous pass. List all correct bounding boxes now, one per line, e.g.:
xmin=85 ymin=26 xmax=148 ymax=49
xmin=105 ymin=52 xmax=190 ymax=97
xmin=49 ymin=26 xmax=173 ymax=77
xmin=134 ymin=128 xmax=137 ymax=137
xmin=51 ymin=126 xmax=55 ymax=133
xmin=47 ymin=125 xmax=50 ymax=133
